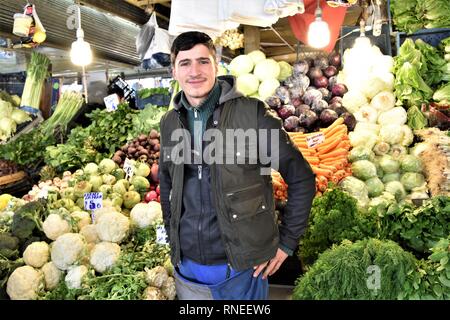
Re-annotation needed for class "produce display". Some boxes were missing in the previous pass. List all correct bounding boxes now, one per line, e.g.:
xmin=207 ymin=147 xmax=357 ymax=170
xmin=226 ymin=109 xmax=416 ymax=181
xmin=390 ymin=0 xmax=450 ymax=34
xmin=265 ymin=52 xmax=356 ymax=133
xmin=1 ymin=8 xmax=450 ymax=300
xmin=214 ymin=28 xmax=244 ymax=50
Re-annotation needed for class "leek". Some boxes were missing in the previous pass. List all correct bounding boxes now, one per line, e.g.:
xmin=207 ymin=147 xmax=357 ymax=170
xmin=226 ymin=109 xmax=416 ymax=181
xmin=20 ymin=52 xmax=51 ymax=109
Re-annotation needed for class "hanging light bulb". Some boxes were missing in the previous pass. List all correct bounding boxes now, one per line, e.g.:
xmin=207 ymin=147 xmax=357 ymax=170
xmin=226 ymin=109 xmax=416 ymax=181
xmin=307 ymin=0 xmax=330 ymax=49
xmin=70 ymin=5 xmax=92 ymax=66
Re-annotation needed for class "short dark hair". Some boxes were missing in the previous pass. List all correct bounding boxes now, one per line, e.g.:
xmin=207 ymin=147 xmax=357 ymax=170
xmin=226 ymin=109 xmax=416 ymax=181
xmin=171 ymin=31 xmax=216 ymax=65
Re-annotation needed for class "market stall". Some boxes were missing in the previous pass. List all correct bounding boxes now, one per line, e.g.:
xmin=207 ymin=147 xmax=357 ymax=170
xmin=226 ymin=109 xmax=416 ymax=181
xmin=0 ymin=0 xmax=449 ymax=301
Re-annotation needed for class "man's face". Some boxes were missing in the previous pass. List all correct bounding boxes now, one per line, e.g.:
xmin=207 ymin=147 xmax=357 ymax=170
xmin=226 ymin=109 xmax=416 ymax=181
xmin=172 ymin=44 xmax=217 ymax=106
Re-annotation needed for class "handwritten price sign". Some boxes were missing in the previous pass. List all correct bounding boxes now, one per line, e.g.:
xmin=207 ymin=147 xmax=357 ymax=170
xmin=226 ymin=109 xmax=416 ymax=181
xmin=84 ymin=192 xmax=103 ymax=211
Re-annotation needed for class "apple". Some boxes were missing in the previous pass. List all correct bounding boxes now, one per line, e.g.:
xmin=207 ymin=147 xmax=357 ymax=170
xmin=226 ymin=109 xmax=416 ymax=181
xmin=145 ymin=191 xmax=158 ymax=202
xmin=156 ymin=185 xmax=160 ymax=195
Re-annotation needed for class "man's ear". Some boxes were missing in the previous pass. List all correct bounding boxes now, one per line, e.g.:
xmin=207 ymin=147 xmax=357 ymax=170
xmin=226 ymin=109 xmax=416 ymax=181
xmin=171 ymin=66 xmax=177 ymax=80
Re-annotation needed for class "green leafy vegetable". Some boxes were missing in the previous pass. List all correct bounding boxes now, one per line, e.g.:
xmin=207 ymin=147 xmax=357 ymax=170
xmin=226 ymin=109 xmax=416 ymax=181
xmin=407 ymin=105 xmax=428 ymax=130
xmin=20 ymin=52 xmax=51 ymax=109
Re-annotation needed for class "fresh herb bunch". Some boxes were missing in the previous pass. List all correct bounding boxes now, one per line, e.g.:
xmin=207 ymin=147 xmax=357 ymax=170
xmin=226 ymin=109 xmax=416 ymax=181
xmin=376 ymin=196 xmax=450 ymax=256
xmin=299 ymin=188 xmax=377 ymax=265
xmin=401 ymin=236 xmax=450 ymax=300
xmin=0 ymin=128 xmax=55 ymax=166
xmin=20 ymin=52 xmax=51 ymax=109
xmin=293 ymin=238 xmax=418 ymax=300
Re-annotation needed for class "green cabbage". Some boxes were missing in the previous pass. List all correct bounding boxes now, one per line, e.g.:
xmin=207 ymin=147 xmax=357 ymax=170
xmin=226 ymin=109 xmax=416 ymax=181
xmin=254 ymin=59 xmax=280 ymax=81
xmin=351 ymin=160 xmax=377 ymax=181
xmin=236 ymin=73 xmax=259 ymax=96
xmin=382 ymin=173 xmax=400 ymax=184
xmin=378 ymin=155 xmax=400 ymax=174
xmin=258 ymin=78 xmax=280 ymax=100
xmin=348 ymin=146 xmax=375 ymax=162
xmin=339 ymin=176 xmax=369 ymax=207
xmin=385 ymin=181 xmax=406 ymax=201
xmin=400 ymin=155 xmax=422 ymax=173
xmin=277 ymin=61 xmax=293 ymax=81
xmin=247 ymin=50 xmax=266 ymax=65
xmin=229 ymin=55 xmax=254 ymax=77
xmin=400 ymin=172 xmax=425 ymax=191
xmin=365 ymin=177 xmax=385 ymax=197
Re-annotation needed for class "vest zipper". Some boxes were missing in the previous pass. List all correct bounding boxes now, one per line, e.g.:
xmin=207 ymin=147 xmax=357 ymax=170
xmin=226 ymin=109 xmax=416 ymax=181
xmin=198 ymin=165 xmax=202 ymax=180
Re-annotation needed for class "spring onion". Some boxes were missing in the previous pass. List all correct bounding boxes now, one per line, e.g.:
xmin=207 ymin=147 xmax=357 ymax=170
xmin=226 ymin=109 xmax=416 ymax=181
xmin=20 ymin=52 xmax=51 ymax=109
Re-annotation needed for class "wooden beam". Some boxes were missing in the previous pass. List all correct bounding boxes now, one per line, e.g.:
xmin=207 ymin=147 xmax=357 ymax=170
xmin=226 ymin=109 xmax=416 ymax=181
xmin=244 ymin=25 xmax=260 ymax=54
xmin=80 ymin=0 xmax=149 ymax=25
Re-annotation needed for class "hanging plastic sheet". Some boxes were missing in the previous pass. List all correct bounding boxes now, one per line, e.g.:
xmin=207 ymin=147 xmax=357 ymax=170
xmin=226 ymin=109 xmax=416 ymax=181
xmin=288 ymin=0 xmax=347 ymax=53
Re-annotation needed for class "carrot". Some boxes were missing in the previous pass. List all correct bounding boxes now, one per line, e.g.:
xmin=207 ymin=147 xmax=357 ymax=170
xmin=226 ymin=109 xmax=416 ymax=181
xmin=317 ymin=137 xmax=342 ymax=155
xmin=324 ymin=126 xmax=347 ymax=139
xmin=317 ymin=183 xmax=327 ymax=192
xmin=305 ymin=156 xmax=320 ymax=162
xmin=318 ymin=149 xmax=348 ymax=160
xmin=323 ymin=117 xmax=344 ymax=132
xmin=336 ymin=140 xmax=351 ymax=150
xmin=334 ymin=169 xmax=347 ymax=179
xmin=319 ymin=163 xmax=338 ymax=172
xmin=311 ymin=166 xmax=333 ymax=178
xmin=329 ymin=175 xmax=340 ymax=184
xmin=317 ymin=175 xmax=328 ymax=185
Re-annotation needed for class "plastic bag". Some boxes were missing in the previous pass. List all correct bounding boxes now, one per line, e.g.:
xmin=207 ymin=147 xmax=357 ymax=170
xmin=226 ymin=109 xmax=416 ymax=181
xmin=142 ymin=13 xmax=171 ymax=68
xmin=136 ymin=15 xmax=155 ymax=60
xmin=264 ymin=0 xmax=305 ymax=18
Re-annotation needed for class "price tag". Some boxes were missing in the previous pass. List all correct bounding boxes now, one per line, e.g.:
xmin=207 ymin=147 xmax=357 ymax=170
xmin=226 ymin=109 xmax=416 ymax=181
xmin=306 ymin=132 xmax=325 ymax=148
xmin=104 ymin=93 xmax=120 ymax=112
xmin=84 ymin=192 xmax=103 ymax=211
xmin=124 ymin=158 xmax=134 ymax=180
xmin=156 ymin=225 xmax=168 ymax=245
xmin=37 ymin=187 xmax=48 ymax=199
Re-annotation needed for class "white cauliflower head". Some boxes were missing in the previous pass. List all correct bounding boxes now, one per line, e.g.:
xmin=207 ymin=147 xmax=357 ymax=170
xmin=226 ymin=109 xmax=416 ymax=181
xmin=161 ymin=276 xmax=176 ymax=300
xmin=23 ymin=241 xmax=50 ymax=268
xmin=142 ymin=286 xmax=167 ymax=300
xmin=7 ymin=266 xmax=44 ymax=300
xmin=130 ymin=202 xmax=162 ymax=229
xmin=51 ymin=233 xmax=87 ymax=270
xmin=89 ymin=242 xmax=121 ymax=273
xmin=65 ymin=265 xmax=88 ymax=289
xmin=71 ymin=211 xmax=91 ymax=230
xmin=79 ymin=224 xmax=99 ymax=244
xmin=95 ymin=211 xmax=130 ymax=243
xmin=41 ymin=262 xmax=62 ymax=290
xmin=43 ymin=213 xmax=71 ymax=240
xmin=145 ymin=266 xmax=168 ymax=288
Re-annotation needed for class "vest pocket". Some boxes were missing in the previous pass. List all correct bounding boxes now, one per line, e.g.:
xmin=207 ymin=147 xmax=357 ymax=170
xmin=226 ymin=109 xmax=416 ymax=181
xmin=225 ymin=184 xmax=277 ymax=250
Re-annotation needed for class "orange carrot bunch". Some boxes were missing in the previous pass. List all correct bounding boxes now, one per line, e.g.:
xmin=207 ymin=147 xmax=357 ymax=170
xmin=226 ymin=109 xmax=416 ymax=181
xmin=271 ymin=170 xmax=288 ymax=201
xmin=288 ymin=118 xmax=353 ymax=197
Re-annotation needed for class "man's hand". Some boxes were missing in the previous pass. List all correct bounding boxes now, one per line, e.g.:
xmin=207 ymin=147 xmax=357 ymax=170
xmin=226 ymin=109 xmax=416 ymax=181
xmin=253 ymin=248 xmax=288 ymax=280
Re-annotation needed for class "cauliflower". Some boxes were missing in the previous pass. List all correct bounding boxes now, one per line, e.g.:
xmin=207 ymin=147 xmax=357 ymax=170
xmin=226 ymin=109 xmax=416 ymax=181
xmin=89 ymin=242 xmax=121 ymax=273
xmin=95 ymin=211 xmax=130 ymax=243
xmin=91 ymin=205 xmax=118 ymax=224
xmin=43 ymin=213 xmax=71 ymax=240
xmin=65 ymin=265 xmax=88 ymax=289
xmin=51 ymin=233 xmax=87 ymax=270
xmin=7 ymin=266 xmax=44 ymax=300
xmin=23 ymin=241 xmax=50 ymax=268
xmin=71 ymin=211 xmax=91 ymax=230
xmin=130 ymin=202 xmax=162 ymax=229
xmin=145 ymin=266 xmax=169 ymax=288
xmin=161 ymin=276 xmax=176 ymax=300
xmin=79 ymin=224 xmax=100 ymax=244
xmin=41 ymin=262 xmax=62 ymax=290
xmin=142 ymin=286 xmax=167 ymax=300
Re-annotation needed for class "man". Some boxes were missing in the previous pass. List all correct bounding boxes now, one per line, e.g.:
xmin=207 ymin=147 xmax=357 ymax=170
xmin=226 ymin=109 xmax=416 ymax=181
xmin=159 ymin=31 xmax=315 ymax=300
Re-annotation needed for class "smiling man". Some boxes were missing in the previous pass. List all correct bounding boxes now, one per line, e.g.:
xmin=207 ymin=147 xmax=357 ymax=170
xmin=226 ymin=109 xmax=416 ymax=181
xmin=159 ymin=31 xmax=316 ymax=300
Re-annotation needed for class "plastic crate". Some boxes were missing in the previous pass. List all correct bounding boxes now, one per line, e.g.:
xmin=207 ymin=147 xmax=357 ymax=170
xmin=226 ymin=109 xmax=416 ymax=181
xmin=395 ymin=28 xmax=450 ymax=54
xmin=136 ymin=93 xmax=171 ymax=109
xmin=339 ymin=23 xmax=392 ymax=57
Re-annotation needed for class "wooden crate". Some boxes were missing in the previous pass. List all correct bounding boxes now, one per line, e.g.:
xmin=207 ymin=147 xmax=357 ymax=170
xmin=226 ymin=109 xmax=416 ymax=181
xmin=0 ymin=171 xmax=27 ymax=186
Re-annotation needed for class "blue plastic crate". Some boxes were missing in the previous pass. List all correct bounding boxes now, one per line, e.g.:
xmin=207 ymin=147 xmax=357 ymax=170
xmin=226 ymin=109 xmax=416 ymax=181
xmin=395 ymin=28 xmax=450 ymax=54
